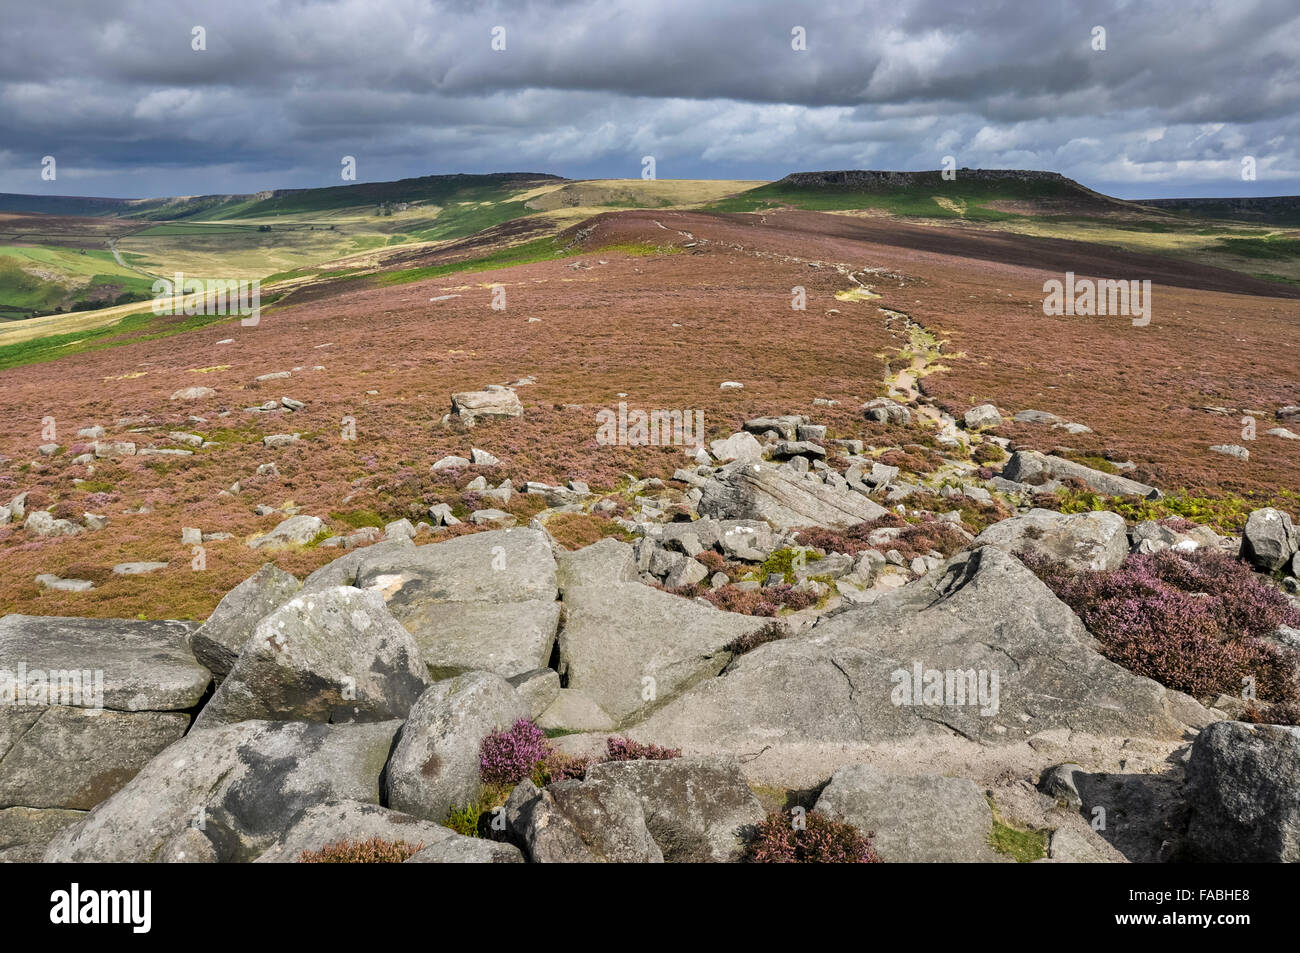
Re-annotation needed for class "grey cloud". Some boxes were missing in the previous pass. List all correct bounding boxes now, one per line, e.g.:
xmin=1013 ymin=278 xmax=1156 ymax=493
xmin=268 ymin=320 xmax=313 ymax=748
xmin=0 ymin=0 xmax=1296 ymax=198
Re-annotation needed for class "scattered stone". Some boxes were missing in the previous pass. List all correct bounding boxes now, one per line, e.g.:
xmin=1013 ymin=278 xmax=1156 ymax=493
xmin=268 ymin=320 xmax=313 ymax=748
xmin=963 ymin=404 xmax=1002 ymax=429
xmin=247 ymin=514 xmax=326 ymax=549
xmin=1240 ymin=508 xmax=1297 ymax=572
xmin=863 ymin=398 xmax=911 ymax=425
xmin=1002 ymin=450 xmax=1161 ymax=499
xmin=1209 ymin=444 xmax=1249 ymax=460
xmin=34 ymin=574 xmax=94 ymax=592
xmin=450 ymin=389 xmax=524 ymax=425
xmin=111 ymin=562 xmax=169 ymax=575
xmin=170 ymin=387 xmax=216 ymax=400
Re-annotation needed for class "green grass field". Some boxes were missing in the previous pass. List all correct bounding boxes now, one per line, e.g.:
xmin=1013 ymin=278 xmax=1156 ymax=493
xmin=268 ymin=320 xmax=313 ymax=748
xmin=0 ymin=244 xmax=157 ymax=318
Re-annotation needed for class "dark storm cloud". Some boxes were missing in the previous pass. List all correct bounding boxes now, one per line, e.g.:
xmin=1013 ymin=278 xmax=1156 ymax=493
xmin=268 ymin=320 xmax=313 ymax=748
xmin=1 ymin=0 xmax=1296 ymax=197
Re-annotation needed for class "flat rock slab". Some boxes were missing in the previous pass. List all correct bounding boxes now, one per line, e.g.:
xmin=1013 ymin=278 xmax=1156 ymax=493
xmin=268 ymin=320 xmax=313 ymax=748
xmin=355 ymin=528 xmax=557 ymax=604
xmin=627 ymin=547 xmax=1214 ymax=755
xmin=254 ymin=799 xmax=522 ymax=863
xmin=974 ymin=508 xmax=1128 ymax=571
xmin=0 ymin=706 xmax=189 ymax=811
xmin=0 ymin=615 xmax=210 ymax=711
xmin=559 ymin=581 xmax=761 ymax=725
xmin=699 ymin=460 xmax=888 ymax=530
xmin=392 ymin=600 xmax=560 ymax=680
xmin=44 ymin=719 xmax=401 ymax=862
xmin=814 ymin=764 xmax=1005 ymax=862
xmin=353 ymin=529 xmax=560 ymax=680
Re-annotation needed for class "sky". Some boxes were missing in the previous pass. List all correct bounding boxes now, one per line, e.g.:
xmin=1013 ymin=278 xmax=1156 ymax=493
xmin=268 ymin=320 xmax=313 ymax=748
xmin=1 ymin=0 xmax=1297 ymax=200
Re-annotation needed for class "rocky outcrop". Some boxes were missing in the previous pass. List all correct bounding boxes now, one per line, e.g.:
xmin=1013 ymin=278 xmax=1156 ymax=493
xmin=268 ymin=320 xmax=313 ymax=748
xmin=584 ymin=757 xmax=763 ymax=862
xmin=626 ymin=547 xmax=1214 ymax=755
xmin=191 ymin=564 xmax=302 ymax=678
xmin=1002 ymin=450 xmax=1161 ymax=499
xmin=557 ymin=577 xmax=761 ymax=725
xmin=698 ymin=460 xmax=888 ymax=530
xmin=253 ymin=800 xmax=522 ymax=863
xmin=506 ymin=777 xmax=663 ymax=863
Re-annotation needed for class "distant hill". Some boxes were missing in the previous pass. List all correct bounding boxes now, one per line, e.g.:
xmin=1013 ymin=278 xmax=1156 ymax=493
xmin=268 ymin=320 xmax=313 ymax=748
xmin=1135 ymin=195 xmax=1300 ymax=228
xmin=0 ymin=172 xmax=567 ymax=221
xmin=707 ymin=168 xmax=1138 ymax=220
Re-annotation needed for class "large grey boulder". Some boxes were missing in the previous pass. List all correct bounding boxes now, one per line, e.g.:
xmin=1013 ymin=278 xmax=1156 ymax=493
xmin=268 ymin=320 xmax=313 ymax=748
xmin=699 ymin=460 xmax=888 ymax=531
xmin=585 ymin=757 xmax=763 ymax=862
xmin=450 ymin=388 xmax=524 ymax=425
xmin=627 ymin=547 xmax=1213 ymax=755
xmin=192 ymin=586 xmax=430 ymax=729
xmin=559 ymin=580 xmax=761 ymax=725
xmin=1183 ymin=721 xmax=1300 ymax=862
xmin=813 ymin=764 xmax=1003 ymax=862
xmin=44 ymin=719 xmax=401 ymax=862
xmin=507 ymin=777 xmax=664 ymax=863
xmin=254 ymin=800 xmax=522 ymax=863
xmin=963 ymin=404 xmax=1002 ymax=429
xmin=709 ymin=432 xmax=763 ymax=463
xmin=0 ymin=707 xmax=189 ymax=811
xmin=191 ymin=564 xmax=301 ymax=678
xmin=1240 ymin=507 xmax=1298 ymax=572
xmin=1002 ymin=450 xmax=1161 ymax=500
xmin=247 ymin=514 xmax=327 ymax=549
xmin=0 ymin=615 xmax=209 ymax=711
xmin=973 ymin=508 xmax=1128 ymax=571
xmin=353 ymin=529 xmax=560 ymax=680
xmin=862 ymin=399 xmax=911 ymax=425
xmin=384 ymin=672 xmax=529 ymax=823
